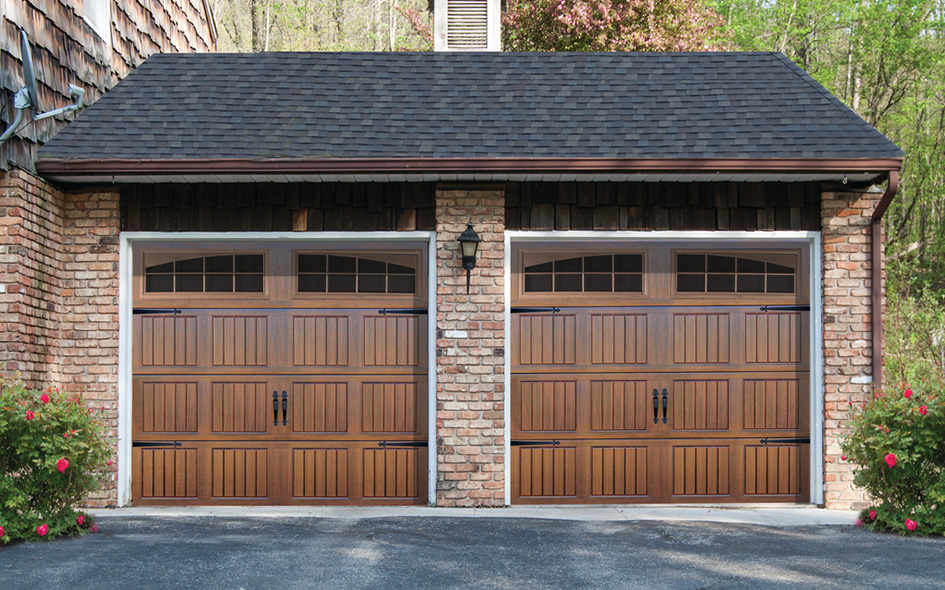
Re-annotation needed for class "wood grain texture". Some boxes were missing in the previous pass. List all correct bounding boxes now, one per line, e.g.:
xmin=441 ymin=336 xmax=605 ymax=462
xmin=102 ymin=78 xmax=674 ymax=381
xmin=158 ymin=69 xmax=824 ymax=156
xmin=591 ymin=314 xmax=647 ymax=365
xmin=121 ymin=183 xmax=436 ymax=232
xmin=507 ymin=182 xmax=822 ymax=232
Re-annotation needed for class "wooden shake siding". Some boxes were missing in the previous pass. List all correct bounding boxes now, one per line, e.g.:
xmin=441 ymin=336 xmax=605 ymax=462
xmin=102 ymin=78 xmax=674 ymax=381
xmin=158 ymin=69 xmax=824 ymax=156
xmin=1 ymin=0 xmax=214 ymax=172
xmin=121 ymin=183 xmax=437 ymax=232
xmin=507 ymin=182 xmax=822 ymax=231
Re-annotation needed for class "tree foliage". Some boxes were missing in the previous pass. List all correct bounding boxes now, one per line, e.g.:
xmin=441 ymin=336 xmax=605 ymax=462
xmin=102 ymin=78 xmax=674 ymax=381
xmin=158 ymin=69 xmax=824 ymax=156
xmin=502 ymin=0 xmax=728 ymax=51
xmin=715 ymin=0 xmax=945 ymax=386
xmin=210 ymin=0 xmax=432 ymax=51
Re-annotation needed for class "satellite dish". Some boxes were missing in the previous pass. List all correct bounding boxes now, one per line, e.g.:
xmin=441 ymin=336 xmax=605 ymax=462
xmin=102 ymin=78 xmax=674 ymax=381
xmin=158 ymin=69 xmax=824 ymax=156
xmin=0 ymin=30 xmax=85 ymax=142
xmin=20 ymin=29 xmax=42 ymax=114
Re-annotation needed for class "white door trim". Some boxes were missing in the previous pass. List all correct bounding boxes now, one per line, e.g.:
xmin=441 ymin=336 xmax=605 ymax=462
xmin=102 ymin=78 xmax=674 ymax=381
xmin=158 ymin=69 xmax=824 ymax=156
xmin=117 ymin=231 xmax=437 ymax=507
xmin=503 ymin=230 xmax=824 ymax=506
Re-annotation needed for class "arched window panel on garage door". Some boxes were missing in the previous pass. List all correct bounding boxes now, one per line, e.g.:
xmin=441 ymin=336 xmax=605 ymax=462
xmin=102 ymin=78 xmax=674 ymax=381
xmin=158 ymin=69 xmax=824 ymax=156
xmin=295 ymin=251 xmax=420 ymax=295
xmin=144 ymin=253 xmax=266 ymax=294
xmin=522 ymin=252 xmax=645 ymax=294
xmin=674 ymin=252 xmax=798 ymax=295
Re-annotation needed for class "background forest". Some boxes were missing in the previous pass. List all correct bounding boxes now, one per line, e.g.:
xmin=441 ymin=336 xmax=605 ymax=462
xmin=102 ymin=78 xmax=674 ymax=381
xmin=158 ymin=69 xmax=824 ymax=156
xmin=210 ymin=0 xmax=945 ymax=387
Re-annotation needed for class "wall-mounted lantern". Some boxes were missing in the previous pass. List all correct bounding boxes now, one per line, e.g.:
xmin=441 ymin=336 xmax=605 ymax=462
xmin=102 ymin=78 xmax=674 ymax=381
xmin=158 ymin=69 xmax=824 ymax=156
xmin=457 ymin=223 xmax=481 ymax=294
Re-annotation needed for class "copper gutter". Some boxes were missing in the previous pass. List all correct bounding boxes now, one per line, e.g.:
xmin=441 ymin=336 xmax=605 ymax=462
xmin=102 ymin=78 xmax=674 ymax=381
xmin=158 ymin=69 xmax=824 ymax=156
xmin=870 ymin=170 xmax=899 ymax=387
xmin=35 ymin=156 xmax=903 ymax=177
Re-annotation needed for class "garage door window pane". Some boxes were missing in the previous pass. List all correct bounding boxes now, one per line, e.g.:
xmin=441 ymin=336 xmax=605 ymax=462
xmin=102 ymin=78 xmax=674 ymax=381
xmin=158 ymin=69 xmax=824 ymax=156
xmin=298 ymin=274 xmax=326 ymax=292
xmin=767 ymin=275 xmax=795 ymax=293
xmin=523 ymin=253 xmax=644 ymax=293
xmin=677 ymin=273 xmax=705 ymax=292
xmin=525 ymin=273 xmax=553 ymax=292
xmin=388 ymin=275 xmax=415 ymax=293
xmin=675 ymin=253 xmax=796 ymax=295
xmin=206 ymin=274 xmax=233 ymax=292
xmin=145 ymin=254 xmax=265 ymax=294
xmin=328 ymin=275 xmax=357 ymax=292
xmin=359 ymin=275 xmax=386 ymax=293
xmin=615 ymin=273 xmax=643 ymax=292
xmin=585 ymin=274 xmax=613 ymax=291
xmin=298 ymin=254 xmax=417 ymax=294
xmin=555 ymin=274 xmax=583 ymax=292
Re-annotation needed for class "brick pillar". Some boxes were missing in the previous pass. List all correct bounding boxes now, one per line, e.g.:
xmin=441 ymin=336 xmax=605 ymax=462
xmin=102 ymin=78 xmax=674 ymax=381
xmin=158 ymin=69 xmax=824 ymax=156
xmin=821 ymin=188 xmax=881 ymax=509
xmin=61 ymin=189 xmax=121 ymax=506
xmin=435 ymin=187 xmax=505 ymax=507
xmin=0 ymin=169 xmax=65 ymax=388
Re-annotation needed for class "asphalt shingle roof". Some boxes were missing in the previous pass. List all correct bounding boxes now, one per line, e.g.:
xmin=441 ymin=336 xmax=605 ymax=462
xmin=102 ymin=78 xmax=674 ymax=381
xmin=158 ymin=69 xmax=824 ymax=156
xmin=37 ymin=51 xmax=903 ymax=161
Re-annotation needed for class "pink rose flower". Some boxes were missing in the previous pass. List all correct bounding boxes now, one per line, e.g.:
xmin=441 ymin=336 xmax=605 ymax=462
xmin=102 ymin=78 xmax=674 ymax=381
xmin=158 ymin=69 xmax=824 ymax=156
xmin=905 ymin=519 xmax=917 ymax=532
xmin=919 ymin=405 xmax=928 ymax=415
xmin=57 ymin=458 xmax=69 ymax=473
xmin=869 ymin=510 xmax=877 ymax=520
xmin=40 ymin=393 xmax=50 ymax=404
xmin=76 ymin=515 xmax=84 ymax=526
xmin=91 ymin=524 xmax=99 ymax=533
xmin=0 ymin=525 xmax=5 ymax=538
xmin=107 ymin=460 xmax=113 ymax=466
xmin=855 ymin=519 xmax=863 ymax=527
xmin=36 ymin=524 xmax=48 ymax=536
xmin=25 ymin=410 xmax=34 ymax=421
xmin=840 ymin=455 xmax=846 ymax=461
xmin=884 ymin=453 xmax=897 ymax=468
xmin=904 ymin=388 xmax=913 ymax=399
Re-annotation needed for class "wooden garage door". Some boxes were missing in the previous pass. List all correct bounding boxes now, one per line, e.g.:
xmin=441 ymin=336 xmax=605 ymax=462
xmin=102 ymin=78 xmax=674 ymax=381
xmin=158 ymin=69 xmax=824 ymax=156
xmin=511 ymin=244 xmax=811 ymax=504
xmin=131 ymin=244 xmax=428 ymax=505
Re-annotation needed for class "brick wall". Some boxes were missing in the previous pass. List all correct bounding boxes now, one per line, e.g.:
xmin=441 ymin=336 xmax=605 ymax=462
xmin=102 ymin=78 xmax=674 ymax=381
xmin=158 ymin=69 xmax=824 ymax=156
xmin=435 ymin=187 xmax=506 ymax=507
xmin=0 ymin=169 xmax=64 ymax=387
xmin=60 ymin=188 xmax=121 ymax=506
xmin=821 ymin=188 xmax=882 ymax=510
xmin=0 ymin=168 xmax=120 ymax=506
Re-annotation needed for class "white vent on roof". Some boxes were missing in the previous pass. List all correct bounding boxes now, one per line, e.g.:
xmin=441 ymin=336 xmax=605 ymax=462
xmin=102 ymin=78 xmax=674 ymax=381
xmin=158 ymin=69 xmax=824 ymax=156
xmin=434 ymin=0 xmax=500 ymax=51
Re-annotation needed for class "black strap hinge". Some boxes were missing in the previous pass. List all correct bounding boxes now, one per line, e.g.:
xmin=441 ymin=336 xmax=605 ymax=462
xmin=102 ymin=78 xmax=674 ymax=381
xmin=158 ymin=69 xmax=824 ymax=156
xmin=132 ymin=441 xmax=183 ymax=448
xmin=133 ymin=308 xmax=182 ymax=315
xmin=759 ymin=437 xmax=810 ymax=445
xmin=378 ymin=308 xmax=428 ymax=315
xmin=511 ymin=307 xmax=560 ymax=314
xmin=377 ymin=441 xmax=428 ymax=448
xmin=510 ymin=440 xmax=561 ymax=447
xmin=759 ymin=305 xmax=810 ymax=312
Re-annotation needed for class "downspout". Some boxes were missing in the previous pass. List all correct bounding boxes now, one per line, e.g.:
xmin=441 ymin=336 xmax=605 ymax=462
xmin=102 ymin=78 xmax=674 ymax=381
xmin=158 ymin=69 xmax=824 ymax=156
xmin=870 ymin=170 xmax=899 ymax=388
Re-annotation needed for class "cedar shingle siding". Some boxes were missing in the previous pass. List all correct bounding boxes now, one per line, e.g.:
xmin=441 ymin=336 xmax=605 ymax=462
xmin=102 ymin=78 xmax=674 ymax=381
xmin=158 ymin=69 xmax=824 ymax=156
xmin=1 ymin=0 xmax=214 ymax=172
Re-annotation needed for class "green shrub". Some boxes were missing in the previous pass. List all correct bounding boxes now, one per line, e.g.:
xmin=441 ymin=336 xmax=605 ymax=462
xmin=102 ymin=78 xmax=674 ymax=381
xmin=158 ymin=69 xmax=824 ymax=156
xmin=842 ymin=381 xmax=945 ymax=535
xmin=0 ymin=378 xmax=111 ymax=543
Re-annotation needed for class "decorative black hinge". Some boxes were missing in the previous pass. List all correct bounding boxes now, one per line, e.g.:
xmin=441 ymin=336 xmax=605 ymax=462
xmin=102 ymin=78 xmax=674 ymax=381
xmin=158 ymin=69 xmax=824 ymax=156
xmin=133 ymin=308 xmax=183 ymax=315
xmin=132 ymin=441 xmax=182 ymax=448
xmin=759 ymin=437 xmax=811 ymax=445
xmin=377 ymin=440 xmax=428 ymax=448
xmin=378 ymin=308 xmax=428 ymax=315
xmin=759 ymin=305 xmax=810 ymax=312
xmin=511 ymin=307 xmax=561 ymax=314
xmin=510 ymin=440 xmax=561 ymax=447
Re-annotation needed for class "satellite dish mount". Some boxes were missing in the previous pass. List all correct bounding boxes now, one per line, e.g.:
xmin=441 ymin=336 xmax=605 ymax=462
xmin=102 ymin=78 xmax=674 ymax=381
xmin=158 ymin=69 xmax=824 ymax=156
xmin=0 ymin=30 xmax=85 ymax=142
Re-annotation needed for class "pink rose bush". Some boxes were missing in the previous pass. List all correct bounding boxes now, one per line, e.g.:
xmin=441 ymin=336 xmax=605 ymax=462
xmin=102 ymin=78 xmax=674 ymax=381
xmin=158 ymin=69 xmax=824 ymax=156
xmin=842 ymin=383 xmax=945 ymax=535
xmin=0 ymin=378 xmax=109 ymax=543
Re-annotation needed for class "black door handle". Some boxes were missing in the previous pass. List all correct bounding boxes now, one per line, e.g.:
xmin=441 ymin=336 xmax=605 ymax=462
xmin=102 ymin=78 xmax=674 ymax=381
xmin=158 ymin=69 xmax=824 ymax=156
xmin=652 ymin=388 xmax=659 ymax=424
xmin=281 ymin=391 xmax=288 ymax=426
xmin=272 ymin=391 xmax=279 ymax=426
xmin=661 ymin=388 xmax=669 ymax=424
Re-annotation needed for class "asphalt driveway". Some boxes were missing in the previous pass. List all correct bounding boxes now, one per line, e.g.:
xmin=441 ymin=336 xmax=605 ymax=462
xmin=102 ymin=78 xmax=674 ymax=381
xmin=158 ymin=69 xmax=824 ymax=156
xmin=1 ymin=516 xmax=943 ymax=589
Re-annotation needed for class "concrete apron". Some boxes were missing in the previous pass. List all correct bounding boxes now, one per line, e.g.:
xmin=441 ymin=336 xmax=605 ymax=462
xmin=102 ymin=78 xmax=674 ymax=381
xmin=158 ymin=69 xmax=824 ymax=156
xmin=89 ymin=505 xmax=859 ymax=527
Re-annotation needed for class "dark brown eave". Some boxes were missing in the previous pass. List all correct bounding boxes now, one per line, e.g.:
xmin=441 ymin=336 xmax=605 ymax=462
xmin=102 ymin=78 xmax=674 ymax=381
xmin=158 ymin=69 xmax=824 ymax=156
xmin=36 ymin=156 xmax=903 ymax=178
